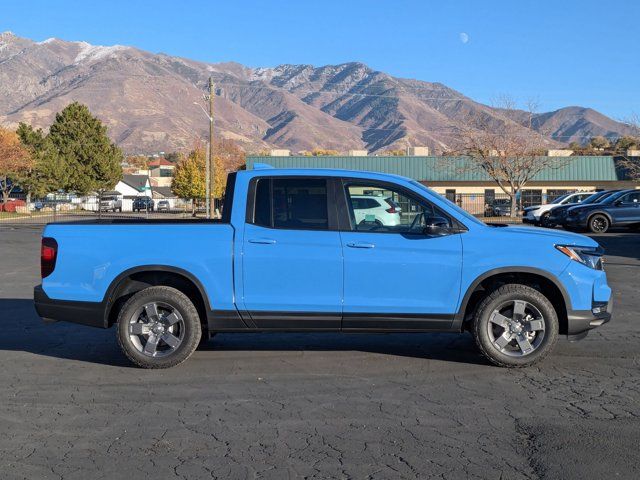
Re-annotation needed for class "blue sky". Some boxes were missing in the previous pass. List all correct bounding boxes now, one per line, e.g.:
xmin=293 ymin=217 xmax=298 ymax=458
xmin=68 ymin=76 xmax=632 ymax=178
xmin=3 ymin=0 xmax=638 ymax=118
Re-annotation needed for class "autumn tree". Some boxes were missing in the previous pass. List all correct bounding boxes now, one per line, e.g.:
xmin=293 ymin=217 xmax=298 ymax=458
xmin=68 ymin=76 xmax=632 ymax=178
xmin=454 ymin=97 xmax=565 ymax=216
xmin=126 ymin=155 xmax=150 ymax=170
xmin=171 ymin=146 xmax=206 ymax=213
xmin=382 ymin=149 xmax=407 ymax=156
xmin=0 ymin=127 xmax=32 ymax=204
xmin=589 ymin=136 xmax=610 ymax=151
xmin=47 ymin=102 xmax=123 ymax=194
xmin=211 ymin=138 xmax=246 ymax=198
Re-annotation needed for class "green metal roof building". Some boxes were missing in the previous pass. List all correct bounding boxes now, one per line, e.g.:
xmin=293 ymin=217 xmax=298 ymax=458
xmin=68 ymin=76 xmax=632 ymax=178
xmin=246 ymin=155 xmax=623 ymax=183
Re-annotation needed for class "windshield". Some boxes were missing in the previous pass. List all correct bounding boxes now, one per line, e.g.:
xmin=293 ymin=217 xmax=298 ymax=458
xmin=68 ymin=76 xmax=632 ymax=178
xmin=410 ymin=180 xmax=485 ymax=227
xmin=554 ymin=194 xmax=571 ymax=204
xmin=581 ymin=191 xmax=609 ymax=204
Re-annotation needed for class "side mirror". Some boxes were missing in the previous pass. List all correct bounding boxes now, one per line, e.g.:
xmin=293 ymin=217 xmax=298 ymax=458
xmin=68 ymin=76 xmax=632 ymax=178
xmin=614 ymin=200 xmax=624 ymax=206
xmin=423 ymin=216 xmax=451 ymax=235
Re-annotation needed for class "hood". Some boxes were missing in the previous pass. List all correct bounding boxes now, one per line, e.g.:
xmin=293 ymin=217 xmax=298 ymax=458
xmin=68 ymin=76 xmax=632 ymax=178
xmin=490 ymin=224 xmax=598 ymax=247
xmin=523 ymin=205 xmax=542 ymax=212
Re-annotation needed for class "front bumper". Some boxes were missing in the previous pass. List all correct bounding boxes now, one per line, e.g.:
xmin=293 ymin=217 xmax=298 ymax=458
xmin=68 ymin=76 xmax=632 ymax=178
xmin=34 ymin=285 xmax=107 ymax=328
xmin=566 ymin=298 xmax=613 ymax=340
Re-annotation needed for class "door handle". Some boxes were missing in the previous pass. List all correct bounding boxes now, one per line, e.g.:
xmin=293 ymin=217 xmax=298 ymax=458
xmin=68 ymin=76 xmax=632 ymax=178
xmin=346 ymin=242 xmax=375 ymax=249
xmin=248 ymin=238 xmax=277 ymax=244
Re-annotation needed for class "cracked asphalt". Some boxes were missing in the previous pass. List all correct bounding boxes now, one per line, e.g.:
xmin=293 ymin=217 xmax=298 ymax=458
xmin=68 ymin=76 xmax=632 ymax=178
xmin=0 ymin=226 xmax=638 ymax=479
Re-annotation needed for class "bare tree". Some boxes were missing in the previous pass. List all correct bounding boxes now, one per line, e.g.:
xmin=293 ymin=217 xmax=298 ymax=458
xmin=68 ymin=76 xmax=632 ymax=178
xmin=453 ymin=96 xmax=567 ymax=216
xmin=616 ymin=114 xmax=640 ymax=181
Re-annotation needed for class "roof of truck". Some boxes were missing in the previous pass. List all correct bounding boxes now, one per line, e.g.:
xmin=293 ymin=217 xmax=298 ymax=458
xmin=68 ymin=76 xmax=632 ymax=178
xmin=242 ymin=166 xmax=412 ymax=182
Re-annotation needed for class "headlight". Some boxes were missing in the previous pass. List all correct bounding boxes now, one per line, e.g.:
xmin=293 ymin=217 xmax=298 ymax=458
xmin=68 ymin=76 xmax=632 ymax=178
xmin=556 ymin=245 xmax=604 ymax=270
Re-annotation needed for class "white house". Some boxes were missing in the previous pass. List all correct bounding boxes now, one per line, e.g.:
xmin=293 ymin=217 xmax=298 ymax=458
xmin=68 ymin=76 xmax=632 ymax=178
xmin=115 ymin=175 xmax=152 ymax=198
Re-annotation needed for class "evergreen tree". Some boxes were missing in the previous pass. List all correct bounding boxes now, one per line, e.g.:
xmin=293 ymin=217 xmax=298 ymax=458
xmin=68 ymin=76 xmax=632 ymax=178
xmin=47 ymin=102 xmax=122 ymax=194
xmin=16 ymin=123 xmax=67 ymax=197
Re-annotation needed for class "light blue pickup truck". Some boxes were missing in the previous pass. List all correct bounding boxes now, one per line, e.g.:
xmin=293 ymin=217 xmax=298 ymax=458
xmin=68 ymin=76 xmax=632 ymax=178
xmin=34 ymin=166 xmax=612 ymax=368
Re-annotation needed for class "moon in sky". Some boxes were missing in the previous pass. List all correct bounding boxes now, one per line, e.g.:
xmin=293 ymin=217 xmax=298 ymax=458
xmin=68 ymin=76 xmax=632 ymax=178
xmin=459 ymin=32 xmax=469 ymax=44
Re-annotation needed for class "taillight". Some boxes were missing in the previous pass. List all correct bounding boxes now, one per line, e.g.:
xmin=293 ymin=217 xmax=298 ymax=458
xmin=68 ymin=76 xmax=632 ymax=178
xmin=385 ymin=199 xmax=398 ymax=213
xmin=41 ymin=237 xmax=58 ymax=278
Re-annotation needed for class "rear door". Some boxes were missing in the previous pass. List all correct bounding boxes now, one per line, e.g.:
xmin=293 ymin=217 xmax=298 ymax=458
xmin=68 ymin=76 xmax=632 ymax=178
xmin=240 ymin=176 xmax=343 ymax=329
xmin=338 ymin=179 xmax=463 ymax=331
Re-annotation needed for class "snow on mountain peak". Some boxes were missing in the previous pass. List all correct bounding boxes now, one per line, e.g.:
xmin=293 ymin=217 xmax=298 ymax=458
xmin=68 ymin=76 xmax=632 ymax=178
xmin=74 ymin=41 xmax=129 ymax=64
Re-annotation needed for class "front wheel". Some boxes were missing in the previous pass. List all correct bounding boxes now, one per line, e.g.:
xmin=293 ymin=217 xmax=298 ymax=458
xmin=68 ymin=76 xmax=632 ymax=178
xmin=117 ymin=286 xmax=202 ymax=368
xmin=539 ymin=212 xmax=552 ymax=227
xmin=472 ymin=284 xmax=558 ymax=367
xmin=589 ymin=214 xmax=610 ymax=233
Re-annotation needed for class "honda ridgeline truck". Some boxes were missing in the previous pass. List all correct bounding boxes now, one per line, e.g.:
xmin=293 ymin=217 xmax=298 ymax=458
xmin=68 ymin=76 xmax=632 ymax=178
xmin=34 ymin=166 xmax=612 ymax=368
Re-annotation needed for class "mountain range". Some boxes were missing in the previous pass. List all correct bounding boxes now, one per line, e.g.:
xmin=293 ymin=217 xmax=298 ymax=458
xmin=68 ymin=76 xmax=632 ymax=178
xmin=0 ymin=31 xmax=635 ymax=155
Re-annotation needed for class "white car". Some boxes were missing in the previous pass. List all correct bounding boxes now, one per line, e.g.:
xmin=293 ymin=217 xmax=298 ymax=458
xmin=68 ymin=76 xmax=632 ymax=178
xmin=351 ymin=195 xmax=401 ymax=227
xmin=99 ymin=195 xmax=123 ymax=212
xmin=522 ymin=191 xmax=593 ymax=226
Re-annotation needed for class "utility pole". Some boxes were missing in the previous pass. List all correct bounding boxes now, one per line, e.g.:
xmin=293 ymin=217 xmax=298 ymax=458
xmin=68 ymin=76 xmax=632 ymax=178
xmin=208 ymin=77 xmax=215 ymax=219
xmin=195 ymin=77 xmax=215 ymax=219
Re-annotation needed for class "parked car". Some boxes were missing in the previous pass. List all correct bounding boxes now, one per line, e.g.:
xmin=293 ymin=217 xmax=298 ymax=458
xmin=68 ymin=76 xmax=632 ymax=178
xmin=35 ymin=167 xmax=612 ymax=369
xmin=563 ymin=189 xmax=640 ymax=233
xmin=548 ymin=190 xmax=620 ymax=228
xmin=132 ymin=196 xmax=154 ymax=212
xmin=522 ymin=191 xmax=593 ymax=226
xmin=351 ymin=194 xmax=401 ymax=227
xmin=484 ymin=198 xmax=512 ymax=217
xmin=99 ymin=196 xmax=122 ymax=212
xmin=157 ymin=200 xmax=171 ymax=212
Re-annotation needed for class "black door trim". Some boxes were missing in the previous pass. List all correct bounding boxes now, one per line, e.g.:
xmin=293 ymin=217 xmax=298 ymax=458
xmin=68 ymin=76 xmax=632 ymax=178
xmin=241 ymin=311 xmax=456 ymax=332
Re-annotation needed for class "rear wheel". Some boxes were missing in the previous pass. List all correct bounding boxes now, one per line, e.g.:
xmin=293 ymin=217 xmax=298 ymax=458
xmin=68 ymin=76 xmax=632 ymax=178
xmin=472 ymin=284 xmax=558 ymax=367
xmin=117 ymin=286 xmax=201 ymax=368
xmin=589 ymin=214 xmax=610 ymax=233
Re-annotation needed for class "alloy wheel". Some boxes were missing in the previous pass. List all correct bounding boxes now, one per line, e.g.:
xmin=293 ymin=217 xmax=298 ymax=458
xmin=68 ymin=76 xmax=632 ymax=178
xmin=128 ymin=301 xmax=185 ymax=357
xmin=486 ymin=300 xmax=546 ymax=357
xmin=590 ymin=216 xmax=608 ymax=233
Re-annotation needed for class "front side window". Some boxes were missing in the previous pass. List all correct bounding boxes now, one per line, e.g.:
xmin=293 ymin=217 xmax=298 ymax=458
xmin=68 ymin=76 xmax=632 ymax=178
xmin=619 ymin=192 xmax=640 ymax=204
xmin=252 ymin=177 xmax=329 ymax=230
xmin=344 ymin=183 xmax=449 ymax=233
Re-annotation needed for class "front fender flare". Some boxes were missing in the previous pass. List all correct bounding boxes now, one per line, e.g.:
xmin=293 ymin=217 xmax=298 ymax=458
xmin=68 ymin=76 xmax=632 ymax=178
xmin=451 ymin=266 xmax=572 ymax=331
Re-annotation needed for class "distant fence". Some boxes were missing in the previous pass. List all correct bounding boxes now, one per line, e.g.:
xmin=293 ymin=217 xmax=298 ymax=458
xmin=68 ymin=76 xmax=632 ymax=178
xmin=0 ymin=194 xmax=225 ymax=225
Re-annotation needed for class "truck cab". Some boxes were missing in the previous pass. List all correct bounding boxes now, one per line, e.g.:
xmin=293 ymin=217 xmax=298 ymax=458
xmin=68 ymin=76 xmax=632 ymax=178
xmin=34 ymin=167 xmax=612 ymax=368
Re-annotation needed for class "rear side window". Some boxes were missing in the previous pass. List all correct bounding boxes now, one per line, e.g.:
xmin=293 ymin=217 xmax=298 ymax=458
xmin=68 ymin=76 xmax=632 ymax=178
xmin=252 ymin=178 xmax=329 ymax=230
xmin=254 ymin=179 xmax=271 ymax=227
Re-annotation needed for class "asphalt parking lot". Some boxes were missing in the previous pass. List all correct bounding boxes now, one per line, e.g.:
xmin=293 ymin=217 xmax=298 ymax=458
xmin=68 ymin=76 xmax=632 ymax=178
xmin=0 ymin=226 xmax=638 ymax=479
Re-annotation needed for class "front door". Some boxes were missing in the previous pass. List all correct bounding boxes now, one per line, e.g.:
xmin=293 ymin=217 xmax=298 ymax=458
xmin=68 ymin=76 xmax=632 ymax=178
xmin=241 ymin=176 xmax=342 ymax=329
xmin=611 ymin=191 xmax=640 ymax=224
xmin=339 ymin=181 xmax=463 ymax=330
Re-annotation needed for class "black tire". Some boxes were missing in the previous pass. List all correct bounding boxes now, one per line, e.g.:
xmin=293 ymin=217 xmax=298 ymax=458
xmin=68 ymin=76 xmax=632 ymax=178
xmin=116 ymin=286 xmax=202 ymax=368
xmin=472 ymin=284 xmax=559 ymax=368
xmin=539 ymin=212 xmax=551 ymax=227
xmin=588 ymin=214 xmax=610 ymax=233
